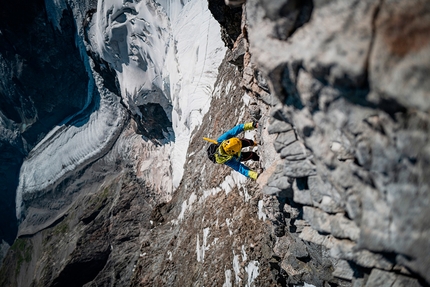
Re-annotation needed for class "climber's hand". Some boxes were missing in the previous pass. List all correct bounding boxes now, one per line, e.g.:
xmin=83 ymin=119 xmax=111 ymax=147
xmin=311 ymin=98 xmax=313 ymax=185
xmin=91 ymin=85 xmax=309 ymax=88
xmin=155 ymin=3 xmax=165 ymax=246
xmin=249 ymin=171 xmax=258 ymax=180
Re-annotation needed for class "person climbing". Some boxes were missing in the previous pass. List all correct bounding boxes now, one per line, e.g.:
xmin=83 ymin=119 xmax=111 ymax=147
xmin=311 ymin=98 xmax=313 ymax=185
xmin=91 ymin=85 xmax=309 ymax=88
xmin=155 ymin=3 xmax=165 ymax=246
xmin=204 ymin=121 xmax=260 ymax=180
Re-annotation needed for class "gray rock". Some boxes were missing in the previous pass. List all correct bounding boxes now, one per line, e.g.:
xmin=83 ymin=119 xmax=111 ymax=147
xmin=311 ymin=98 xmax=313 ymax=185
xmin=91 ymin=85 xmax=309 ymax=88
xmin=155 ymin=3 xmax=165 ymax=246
xmin=262 ymin=185 xmax=281 ymax=195
xmin=255 ymin=69 xmax=270 ymax=92
xmin=293 ymin=188 xmax=313 ymax=206
xmin=303 ymin=207 xmax=360 ymax=241
xmin=345 ymin=190 xmax=362 ymax=221
xmin=318 ymin=196 xmax=344 ymax=214
xmin=276 ymin=130 xmax=297 ymax=146
xmin=290 ymin=237 xmax=309 ymax=259
xmin=273 ymin=236 xmax=292 ymax=257
xmin=330 ymin=239 xmax=393 ymax=270
xmin=284 ymin=160 xmax=316 ymax=178
xmin=392 ymin=274 xmax=422 ymax=287
xmin=284 ymin=204 xmax=300 ymax=220
xmin=268 ymin=176 xmax=291 ymax=190
xmin=268 ymin=120 xmax=294 ymax=134
xmin=281 ymin=141 xmax=306 ymax=158
xmin=228 ymin=34 xmax=247 ymax=66
xmin=364 ymin=269 xmax=397 ymax=287
xmin=225 ymin=0 xmax=246 ymax=8
xmin=273 ymin=141 xmax=285 ymax=153
xmin=249 ymin=102 xmax=261 ymax=120
xmin=358 ymin=186 xmax=391 ymax=252
xmin=367 ymin=271 xmax=397 ymax=287
xmin=330 ymin=213 xmax=360 ymax=242
xmin=267 ymin=164 xmax=287 ymax=182
xmin=292 ymin=219 xmax=309 ymax=233
xmin=369 ymin=0 xmax=430 ymax=112
xmin=259 ymin=91 xmax=281 ymax=106
xmin=284 ymin=153 xmax=308 ymax=161
xmin=303 ymin=206 xmax=331 ymax=234
xmin=332 ymin=259 xmax=355 ymax=281
xmin=241 ymin=65 xmax=254 ymax=90
xmin=299 ymin=226 xmax=333 ymax=249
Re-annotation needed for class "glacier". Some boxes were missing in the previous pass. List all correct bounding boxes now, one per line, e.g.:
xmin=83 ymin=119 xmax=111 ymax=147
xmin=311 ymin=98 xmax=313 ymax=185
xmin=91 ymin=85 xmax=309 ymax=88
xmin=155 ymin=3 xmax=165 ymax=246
xmin=16 ymin=0 xmax=226 ymax=221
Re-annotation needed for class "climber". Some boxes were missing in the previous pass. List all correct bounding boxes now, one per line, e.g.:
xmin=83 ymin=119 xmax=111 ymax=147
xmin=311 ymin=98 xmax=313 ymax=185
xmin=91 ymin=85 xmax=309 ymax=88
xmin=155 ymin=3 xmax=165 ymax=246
xmin=204 ymin=121 xmax=260 ymax=180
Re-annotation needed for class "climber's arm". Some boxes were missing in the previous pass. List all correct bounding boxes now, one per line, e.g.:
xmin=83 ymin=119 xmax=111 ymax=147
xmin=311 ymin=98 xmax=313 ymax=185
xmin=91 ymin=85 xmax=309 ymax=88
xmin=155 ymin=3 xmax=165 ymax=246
xmin=217 ymin=122 xmax=256 ymax=142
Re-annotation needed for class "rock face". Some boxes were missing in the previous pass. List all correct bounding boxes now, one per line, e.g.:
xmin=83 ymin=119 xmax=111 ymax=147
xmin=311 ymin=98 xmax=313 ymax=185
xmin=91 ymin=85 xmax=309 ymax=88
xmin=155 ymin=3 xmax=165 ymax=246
xmin=1 ymin=0 xmax=430 ymax=287
xmin=0 ymin=144 xmax=159 ymax=287
xmin=227 ymin=0 xmax=430 ymax=285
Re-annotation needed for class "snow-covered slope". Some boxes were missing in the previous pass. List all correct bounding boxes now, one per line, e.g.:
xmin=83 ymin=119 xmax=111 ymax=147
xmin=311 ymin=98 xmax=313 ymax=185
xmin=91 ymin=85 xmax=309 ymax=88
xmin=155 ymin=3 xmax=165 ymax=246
xmin=166 ymin=1 xmax=227 ymax=188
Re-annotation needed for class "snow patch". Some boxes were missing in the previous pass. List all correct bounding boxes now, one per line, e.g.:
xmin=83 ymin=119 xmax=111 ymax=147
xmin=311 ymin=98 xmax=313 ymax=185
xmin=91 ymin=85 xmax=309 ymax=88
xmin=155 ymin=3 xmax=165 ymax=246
xmin=211 ymin=237 xmax=219 ymax=246
xmin=245 ymin=261 xmax=259 ymax=287
xmin=201 ymin=170 xmax=248 ymax=202
xmin=242 ymin=92 xmax=252 ymax=105
xmin=241 ymin=245 xmax=248 ymax=262
xmin=231 ymin=246 xmax=260 ymax=286
xmin=226 ymin=218 xmax=233 ymax=236
xmin=221 ymin=175 xmax=235 ymax=195
xmin=232 ymin=253 xmax=241 ymax=284
xmin=241 ymin=188 xmax=252 ymax=202
xmin=177 ymin=192 xmax=197 ymax=222
xmin=223 ymin=269 xmax=232 ymax=287
xmin=258 ymin=200 xmax=267 ymax=221
xmin=196 ymin=227 xmax=210 ymax=262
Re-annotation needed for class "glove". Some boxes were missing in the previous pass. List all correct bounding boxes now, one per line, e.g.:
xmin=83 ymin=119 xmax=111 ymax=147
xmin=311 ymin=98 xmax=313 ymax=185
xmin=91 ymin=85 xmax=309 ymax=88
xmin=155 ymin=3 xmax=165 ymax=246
xmin=252 ymin=120 xmax=258 ymax=128
xmin=248 ymin=170 xmax=258 ymax=180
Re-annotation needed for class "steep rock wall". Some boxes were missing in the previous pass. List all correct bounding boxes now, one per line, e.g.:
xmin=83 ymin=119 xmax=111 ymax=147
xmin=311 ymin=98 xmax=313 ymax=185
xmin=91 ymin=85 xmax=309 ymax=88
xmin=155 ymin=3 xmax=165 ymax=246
xmin=216 ymin=0 xmax=430 ymax=285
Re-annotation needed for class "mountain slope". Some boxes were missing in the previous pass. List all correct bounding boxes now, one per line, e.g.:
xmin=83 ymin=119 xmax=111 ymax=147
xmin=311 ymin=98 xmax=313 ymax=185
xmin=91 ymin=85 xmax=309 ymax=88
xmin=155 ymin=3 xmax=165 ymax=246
xmin=1 ymin=0 xmax=430 ymax=286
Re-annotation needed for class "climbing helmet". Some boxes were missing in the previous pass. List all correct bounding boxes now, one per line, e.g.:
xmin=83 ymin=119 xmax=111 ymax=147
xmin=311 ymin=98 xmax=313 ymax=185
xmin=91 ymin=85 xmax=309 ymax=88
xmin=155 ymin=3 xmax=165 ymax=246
xmin=221 ymin=138 xmax=242 ymax=155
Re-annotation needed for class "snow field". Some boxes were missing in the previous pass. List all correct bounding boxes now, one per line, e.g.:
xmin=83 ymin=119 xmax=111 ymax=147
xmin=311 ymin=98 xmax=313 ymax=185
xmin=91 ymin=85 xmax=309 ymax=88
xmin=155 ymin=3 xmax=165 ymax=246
xmin=168 ymin=0 xmax=226 ymax=189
